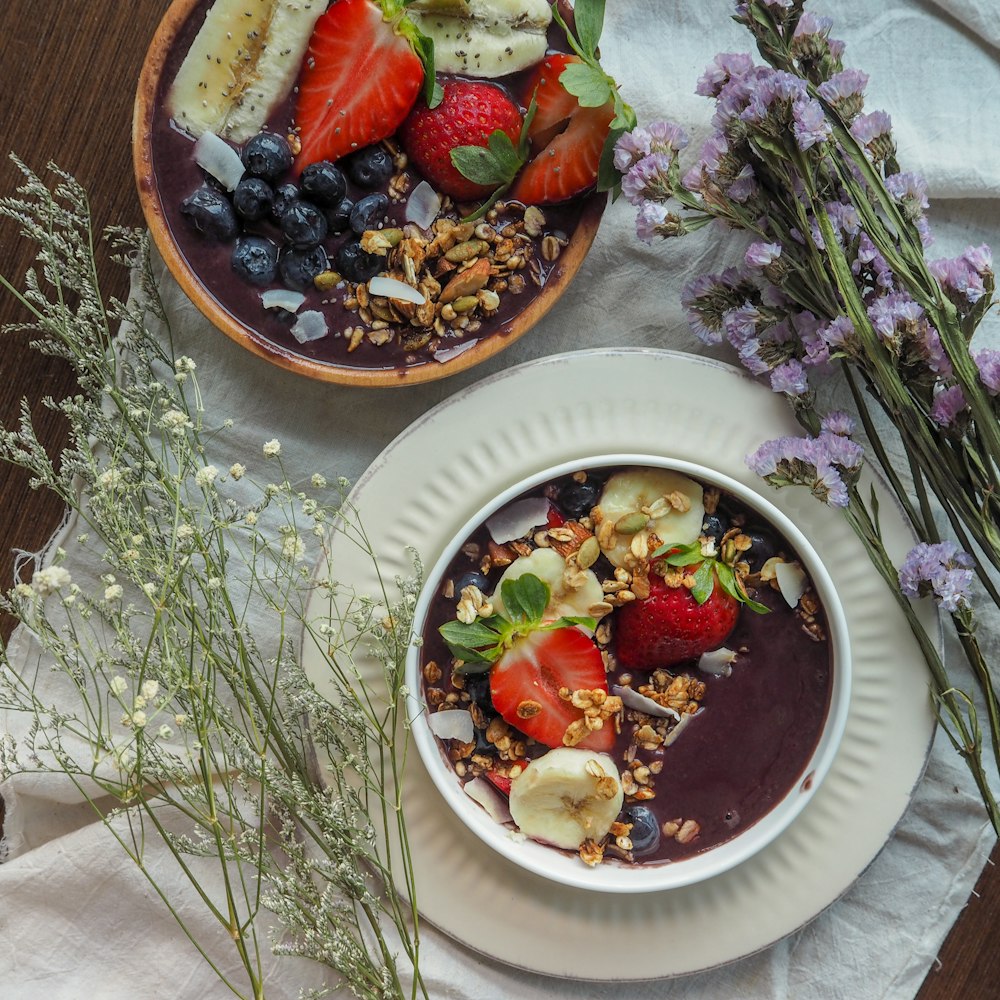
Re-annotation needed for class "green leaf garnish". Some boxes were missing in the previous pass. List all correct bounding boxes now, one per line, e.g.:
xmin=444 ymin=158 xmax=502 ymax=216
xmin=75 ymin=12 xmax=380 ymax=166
xmin=690 ymin=560 xmax=715 ymax=605
xmin=651 ymin=539 xmax=770 ymax=614
xmin=572 ymin=0 xmax=606 ymax=60
xmin=558 ymin=61 xmax=613 ymax=108
xmin=439 ymin=572 xmax=596 ymax=669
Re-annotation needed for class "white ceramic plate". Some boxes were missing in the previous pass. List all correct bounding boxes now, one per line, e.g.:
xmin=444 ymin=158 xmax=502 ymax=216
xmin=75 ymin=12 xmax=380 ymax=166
xmin=302 ymin=348 xmax=936 ymax=980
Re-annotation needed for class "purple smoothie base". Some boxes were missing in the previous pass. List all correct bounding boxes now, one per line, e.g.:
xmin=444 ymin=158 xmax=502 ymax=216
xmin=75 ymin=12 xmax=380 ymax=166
xmin=147 ymin=1 xmax=601 ymax=373
xmin=418 ymin=469 xmax=834 ymax=867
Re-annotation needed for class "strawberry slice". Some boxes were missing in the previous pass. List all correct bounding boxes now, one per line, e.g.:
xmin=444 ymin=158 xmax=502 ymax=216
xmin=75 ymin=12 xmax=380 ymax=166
xmin=294 ymin=0 xmax=424 ymax=170
xmin=490 ymin=626 xmax=613 ymax=752
xmin=510 ymin=53 xmax=615 ymax=206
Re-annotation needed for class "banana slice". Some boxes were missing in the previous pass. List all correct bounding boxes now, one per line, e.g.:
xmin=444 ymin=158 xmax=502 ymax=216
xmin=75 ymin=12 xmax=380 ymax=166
xmin=508 ymin=747 xmax=623 ymax=850
xmin=490 ymin=548 xmax=606 ymax=622
xmin=167 ymin=0 xmax=323 ymax=142
xmin=596 ymin=469 xmax=705 ymax=568
xmin=407 ymin=0 xmax=551 ymax=78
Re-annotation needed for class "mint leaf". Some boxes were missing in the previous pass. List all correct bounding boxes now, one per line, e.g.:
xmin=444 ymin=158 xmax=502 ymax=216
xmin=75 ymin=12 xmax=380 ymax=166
xmin=500 ymin=573 xmax=549 ymax=624
xmin=543 ymin=615 xmax=598 ymax=632
xmin=451 ymin=129 xmax=525 ymax=188
xmin=559 ymin=61 xmax=613 ymax=108
xmin=690 ymin=561 xmax=715 ymax=604
xmin=573 ymin=0 xmax=606 ymax=60
xmin=653 ymin=539 xmax=703 ymax=566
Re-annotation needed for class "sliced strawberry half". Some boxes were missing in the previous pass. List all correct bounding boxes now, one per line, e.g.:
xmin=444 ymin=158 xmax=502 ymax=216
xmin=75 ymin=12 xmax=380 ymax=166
xmin=294 ymin=0 xmax=424 ymax=169
xmin=490 ymin=626 xmax=613 ymax=752
xmin=510 ymin=53 xmax=615 ymax=206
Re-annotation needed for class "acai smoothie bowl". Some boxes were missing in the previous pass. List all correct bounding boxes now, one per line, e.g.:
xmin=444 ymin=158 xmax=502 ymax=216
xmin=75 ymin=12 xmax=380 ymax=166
xmin=405 ymin=456 xmax=851 ymax=893
xmin=134 ymin=0 xmax=608 ymax=385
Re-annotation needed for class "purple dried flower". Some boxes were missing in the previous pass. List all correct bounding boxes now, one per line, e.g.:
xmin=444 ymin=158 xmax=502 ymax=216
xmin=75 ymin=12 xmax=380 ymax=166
xmin=634 ymin=201 xmax=667 ymax=243
xmin=916 ymin=325 xmax=952 ymax=378
xmin=746 ymin=434 xmax=851 ymax=508
xmin=826 ymin=200 xmax=861 ymax=240
xmin=974 ymin=349 xmax=1000 ymax=395
xmin=736 ymin=337 xmax=773 ymax=376
xmin=792 ymin=99 xmax=832 ymax=150
xmin=622 ymin=153 xmax=674 ymax=206
xmin=682 ymin=133 xmax=728 ymax=192
xmin=616 ymin=121 xmax=691 ymax=174
xmin=867 ymin=292 xmax=922 ymax=347
xmin=821 ymin=315 xmax=855 ymax=349
xmin=722 ymin=302 xmax=764 ymax=347
xmin=817 ymin=69 xmax=868 ymax=119
xmin=696 ymin=52 xmax=755 ymax=98
xmin=898 ymin=542 xmax=974 ymax=612
xmin=682 ymin=269 xmax=753 ymax=345
xmin=794 ymin=12 xmax=834 ymax=37
xmin=797 ymin=312 xmax=832 ymax=367
xmin=728 ymin=163 xmax=758 ymax=202
xmin=931 ymin=384 xmax=967 ymax=427
xmin=745 ymin=241 xmax=782 ymax=269
xmin=929 ymin=245 xmax=993 ymax=306
xmin=850 ymin=110 xmax=894 ymax=161
xmin=613 ymin=131 xmax=650 ymax=173
xmin=814 ymin=458 xmax=850 ymax=507
xmin=853 ymin=232 xmax=895 ymax=291
xmin=770 ymin=358 xmax=809 ymax=396
xmin=821 ymin=411 xmax=856 ymax=436
xmin=818 ymin=431 xmax=864 ymax=470
xmin=886 ymin=171 xmax=929 ymax=215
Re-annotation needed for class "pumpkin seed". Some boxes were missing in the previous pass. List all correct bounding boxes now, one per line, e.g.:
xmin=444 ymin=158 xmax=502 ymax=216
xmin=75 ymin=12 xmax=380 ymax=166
xmin=614 ymin=512 xmax=648 ymax=535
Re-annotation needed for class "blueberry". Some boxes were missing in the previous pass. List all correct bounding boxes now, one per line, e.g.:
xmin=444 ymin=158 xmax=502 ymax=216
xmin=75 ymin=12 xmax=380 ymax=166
xmin=745 ymin=529 xmax=776 ymax=571
xmin=271 ymin=182 xmax=300 ymax=222
xmin=555 ymin=480 xmax=601 ymax=520
xmin=325 ymin=197 xmax=354 ymax=235
xmin=179 ymin=186 xmax=238 ymax=241
xmin=622 ymin=804 xmax=660 ymax=857
xmin=242 ymin=132 xmax=293 ymax=182
xmin=232 ymin=177 xmax=274 ymax=222
xmin=279 ymin=244 xmax=328 ymax=291
xmin=280 ymin=200 xmax=328 ymax=249
xmin=344 ymin=145 xmax=393 ymax=189
xmin=349 ymin=192 xmax=389 ymax=234
xmin=454 ymin=570 xmax=490 ymax=594
xmin=231 ymin=235 xmax=279 ymax=286
xmin=464 ymin=674 xmax=497 ymax=718
xmin=300 ymin=160 xmax=347 ymax=207
xmin=702 ymin=513 xmax=727 ymax=544
xmin=338 ymin=241 xmax=383 ymax=282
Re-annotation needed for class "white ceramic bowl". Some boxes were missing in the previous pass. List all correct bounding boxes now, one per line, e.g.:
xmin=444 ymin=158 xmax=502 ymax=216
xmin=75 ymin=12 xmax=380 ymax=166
xmin=404 ymin=454 xmax=851 ymax=893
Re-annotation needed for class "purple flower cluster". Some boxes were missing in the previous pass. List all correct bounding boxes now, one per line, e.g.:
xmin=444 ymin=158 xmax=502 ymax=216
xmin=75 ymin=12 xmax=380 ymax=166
xmin=931 ymin=384 xmax=967 ymax=428
xmin=974 ymin=349 xmax=1000 ymax=395
xmin=748 ymin=427 xmax=864 ymax=508
xmin=929 ymin=245 xmax=994 ymax=308
xmin=898 ymin=542 xmax=974 ymax=612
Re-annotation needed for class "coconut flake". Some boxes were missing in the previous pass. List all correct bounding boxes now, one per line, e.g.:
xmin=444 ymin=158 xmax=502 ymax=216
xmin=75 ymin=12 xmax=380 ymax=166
xmin=433 ymin=339 xmax=479 ymax=364
xmin=427 ymin=708 xmax=474 ymax=743
xmin=290 ymin=310 xmax=329 ymax=344
xmin=612 ymin=685 xmax=681 ymax=720
xmin=368 ymin=275 xmax=426 ymax=305
xmin=193 ymin=132 xmax=245 ymax=191
xmin=261 ymin=289 xmax=306 ymax=313
xmin=486 ymin=497 xmax=551 ymax=544
xmin=698 ymin=647 xmax=738 ymax=677
xmin=663 ymin=710 xmax=699 ymax=747
xmin=405 ymin=180 xmax=441 ymax=230
xmin=775 ymin=560 xmax=808 ymax=608
xmin=464 ymin=776 xmax=513 ymax=825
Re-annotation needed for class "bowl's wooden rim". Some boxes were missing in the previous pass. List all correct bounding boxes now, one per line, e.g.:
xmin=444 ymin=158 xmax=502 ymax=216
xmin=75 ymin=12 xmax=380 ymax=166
xmin=132 ymin=0 xmax=605 ymax=389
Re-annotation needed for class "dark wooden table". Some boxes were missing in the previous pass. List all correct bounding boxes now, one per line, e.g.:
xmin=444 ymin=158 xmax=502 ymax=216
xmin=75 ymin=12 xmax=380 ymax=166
xmin=1 ymin=2 xmax=998 ymax=996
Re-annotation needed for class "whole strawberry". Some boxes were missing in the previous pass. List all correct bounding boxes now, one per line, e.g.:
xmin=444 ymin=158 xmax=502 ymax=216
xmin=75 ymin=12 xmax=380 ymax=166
xmin=400 ymin=80 xmax=523 ymax=201
xmin=615 ymin=569 xmax=740 ymax=671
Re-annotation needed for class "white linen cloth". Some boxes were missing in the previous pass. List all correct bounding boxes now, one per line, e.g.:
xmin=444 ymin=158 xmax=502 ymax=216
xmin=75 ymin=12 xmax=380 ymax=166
xmin=2 ymin=0 xmax=999 ymax=996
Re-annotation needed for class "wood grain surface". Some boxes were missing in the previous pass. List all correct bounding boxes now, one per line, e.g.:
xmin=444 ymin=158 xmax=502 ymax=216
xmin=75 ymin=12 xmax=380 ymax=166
xmin=0 ymin=2 xmax=997 ymax=997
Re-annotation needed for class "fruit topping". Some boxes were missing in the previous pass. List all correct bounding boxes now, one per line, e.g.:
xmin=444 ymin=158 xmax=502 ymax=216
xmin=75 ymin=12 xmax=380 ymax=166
xmin=279 ymin=200 xmax=328 ymax=249
xmin=349 ymin=192 xmax=390 ymax=234
xmin=615 ymin=565 xmax=741 ymax=671
xmin=510 ymin=53 xmax=615 ymax=205
xmin=400 ymin=81 xmax=524 ymax=201
xmin=507 ymin=747 xmax=623 ymax=853
xmin=555 ymin=478 xmax=602 ymax=520
xmin=406 ymin=0 xmax=552 ymax=79
xmin=300 ymin=161 xmax=348 ymax=208
xmin=594 ymin=468 xmax=705 ymax=568
xmin=344 ymin=145 xmax=395 ymax=189
xmin=261 ymin=288 xmax=306 ymax=313
xmin=337 ymin=241 xmax=384 ymax=283
xmin=490 ymin=548 xmax=604 ymax=624
xmin=294 ymin=0 xmax=425 ymax=170
xmin=620 ymin=804 xmax=660 ymax=858
xmin=232 ymin=177 xmax=275 ymax=222
xmin=231 ymin=235 xmax=280 ymax=286
xmin=270 ymin=181 xmax=300 ymax=223
xmin=166 ymin=0 xmax=325 ymax=142
xmin=179 ymin=185 xmax=238 ymax=241
xmin=325 ymin=198 xmax=354 ymax=235
xmin=278 ymin=244 xmax=329 ymax=291
xmin=243 ymin=131 xmax=295 ymax=182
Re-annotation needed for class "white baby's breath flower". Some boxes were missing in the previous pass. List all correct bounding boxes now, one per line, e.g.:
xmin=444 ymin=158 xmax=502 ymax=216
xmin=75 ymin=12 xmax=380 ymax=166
xmin=133 ymin=695 xmax=147 ymax=710
xmin=174 ymin=713 xmax=188 ymax=727
xmin=176 ymin=523 xmax=195 ymax=541
xmin=110 ymin=676 xmax=129 ymax=697
xmin=175 ymin=355 xmax=197 ymax=374
xmin=97 ymin=467 xmax=124 ymax=490
xmin=141 ymin=680 xmax=160 ymax=701
xmin=263 ymin=439 xmax=281 ymax=457
xmin=32 ymin=565 xmax=72 ymax=595
xmin=207 ymin=576 xmax=222 ymax=590
xmin=282 ymin=533 xmax=306 ymax=562
xmin=195 ymin=465 xmax=218 ymax=487
xmin=104 ymin=583 xmax=124 ymax=601
xmin=246 ymin=511 xmax=258 ymax=526
xmin=158 ymin=724 xmax=173 ymax=740
xmin=62 ymin=594 xmax=76 ymax=605
xmin=222 ymin=418 xmax=234 ymax=429
xmin=229 ymin=462 xmax=246 ymax=481
xmin=14 ymin=583 xmax=34 ymax=598
xmin=143 ymin=582 xmax=157 ymax=597
xmin=301 ymin=498 xmax=318 ymax=516
xmin=311 ymin=473 xmax=327 ymax=489
xmin=160 ymin=409 xmax=191 ymax=431
xmin=131 ymin=710 xmax=148 ymax=729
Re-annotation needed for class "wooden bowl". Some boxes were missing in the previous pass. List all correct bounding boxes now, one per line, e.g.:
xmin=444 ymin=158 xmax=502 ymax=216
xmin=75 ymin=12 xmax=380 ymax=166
xmin=132 ymin=0 xmax=605 ymax=388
